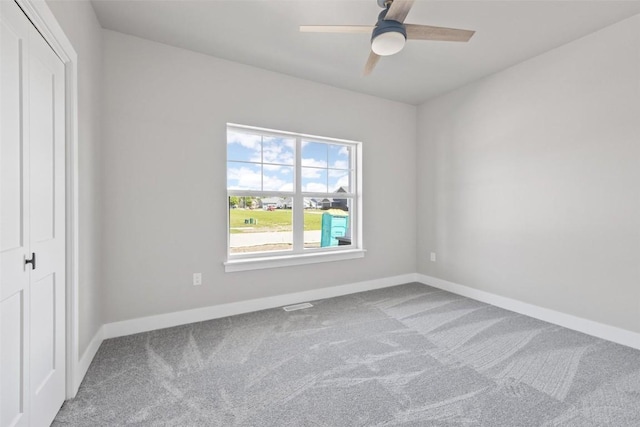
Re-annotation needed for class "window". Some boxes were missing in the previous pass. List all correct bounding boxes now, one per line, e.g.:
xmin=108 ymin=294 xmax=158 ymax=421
xmin=225 ymin=124 xmax=363 ymax=272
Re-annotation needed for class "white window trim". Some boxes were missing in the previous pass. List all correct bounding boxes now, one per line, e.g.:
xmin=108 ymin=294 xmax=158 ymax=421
xmin=225 ymin=124 xmax=364 ymax=272
xmin=224 ymin=249 xmax=366 ymax=273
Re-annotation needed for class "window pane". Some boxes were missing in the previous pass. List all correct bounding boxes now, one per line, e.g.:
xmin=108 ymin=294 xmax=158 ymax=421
xmin=227 ymin=131 xmax=262 ymax=162
xmin=302 ymin=168 xmax=328 ymax=193
xmin=229 ymin=196 xmax=293 ymax=254
xmin=304 ymin=198 xmax=352 ymax=249
xmin=227 ymin=125 xmax=359 ymax=258
xmin=328 ymin=169 xmax=350 ymax=193
xmin=263 ymin=136 xmax=294 ymax=165
xmin=227 ymin=162 xmax=261 ymax=191
xmin=329 ymin=144 xmax=351 ymax=170
xmin=263 ymin=165 xmax=294 ymax=192
xmin=301 ymin=141 xmax=328 ymax=167
xmin=303 ymin=198 xmax=322 ymax=248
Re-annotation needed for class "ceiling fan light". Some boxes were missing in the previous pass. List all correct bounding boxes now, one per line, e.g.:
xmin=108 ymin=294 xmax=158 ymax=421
xmin=371 ymin=31 xmax=406 ymax=56
xmin=371 ymin=18 xmax=407 ymax=56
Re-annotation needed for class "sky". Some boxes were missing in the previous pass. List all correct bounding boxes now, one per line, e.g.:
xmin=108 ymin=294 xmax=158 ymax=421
xmin=227 ymin=130 xmax=351 ymax=193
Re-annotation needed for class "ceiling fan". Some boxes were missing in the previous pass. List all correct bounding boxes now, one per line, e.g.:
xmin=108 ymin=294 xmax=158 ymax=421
xmin=300 ymin=0 xmax=475 ymax=75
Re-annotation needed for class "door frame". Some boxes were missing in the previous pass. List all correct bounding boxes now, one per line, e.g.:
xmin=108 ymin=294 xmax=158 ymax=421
xmin=13 ymin=0 xmax=81 ymax=399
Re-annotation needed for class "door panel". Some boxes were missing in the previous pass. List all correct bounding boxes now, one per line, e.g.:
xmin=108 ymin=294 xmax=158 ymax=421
xmin=0 ymin=0 xmax=30 ymax=302
xmin=0 ymin=21 xmax=24 ymax=254
xmin=29 ymin=55 xmax=56 ymax=244
xmin=0 ymin=292 xmax=25 ymax=427
xmin=30 ymin=274 xmax=55 ymax=393
xmin=28 ymin=15 xmax=67 ymax=427
xmin=1 ymin=2 xmax=31 ymax=426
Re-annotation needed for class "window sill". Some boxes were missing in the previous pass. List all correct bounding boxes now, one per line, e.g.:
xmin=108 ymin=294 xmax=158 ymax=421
xmin=224 ymin=249 xmax=366 ymax=272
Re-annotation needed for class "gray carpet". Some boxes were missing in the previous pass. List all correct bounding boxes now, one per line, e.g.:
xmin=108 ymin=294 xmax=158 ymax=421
xmin=54 ymin=283 xmax=640 ymax=426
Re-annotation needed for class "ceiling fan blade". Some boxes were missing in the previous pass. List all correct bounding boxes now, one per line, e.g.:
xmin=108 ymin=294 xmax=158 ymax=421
xmin=300 ymin=25 xmax=374 ymax=34
xmin=363 ymin=51 xmax=381 ymax=76
xmin=384 ymin=0 xmax=414 ymax=23
xmin=405 ymin=24 xmax=475 ymax=42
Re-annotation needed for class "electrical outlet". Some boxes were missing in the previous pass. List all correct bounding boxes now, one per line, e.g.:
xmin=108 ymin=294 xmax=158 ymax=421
xmin=430 ymin=252 xmax=437 ymax=262
xmin=193 ymin=273 xmax=202 ymax=286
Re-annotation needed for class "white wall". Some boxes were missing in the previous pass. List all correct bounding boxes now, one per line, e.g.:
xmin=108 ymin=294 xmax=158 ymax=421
xmin=47 ymin=0 xmax=103 ymax=358
xmin=417 ymin=15 xmax=640 ymax=332
xmin=101 ymin=30 xmax=417 ymax=323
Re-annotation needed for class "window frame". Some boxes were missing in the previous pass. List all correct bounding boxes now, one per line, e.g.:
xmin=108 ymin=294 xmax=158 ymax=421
xmin=225 ymin=124 xmax=364 ymax=271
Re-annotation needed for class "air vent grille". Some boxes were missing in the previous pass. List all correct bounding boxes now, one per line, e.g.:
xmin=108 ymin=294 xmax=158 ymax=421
xmin=283 ymin=302 xmax=313 ymax=312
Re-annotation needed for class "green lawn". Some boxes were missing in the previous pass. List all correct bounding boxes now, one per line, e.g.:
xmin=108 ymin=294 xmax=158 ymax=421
xmin=230 ymin=208 xmax=334 ymax=233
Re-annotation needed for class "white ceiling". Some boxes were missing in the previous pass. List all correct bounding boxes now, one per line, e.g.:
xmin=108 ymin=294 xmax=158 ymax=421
xmin=90 ymin=0 xmax=640 ymax=105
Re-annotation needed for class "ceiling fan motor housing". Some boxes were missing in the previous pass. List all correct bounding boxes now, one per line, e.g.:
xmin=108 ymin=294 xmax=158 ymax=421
xmin=372 ymin=18 xmax=407 ymax=42
xmin=371 ymin=8 xmax=407 ymax=56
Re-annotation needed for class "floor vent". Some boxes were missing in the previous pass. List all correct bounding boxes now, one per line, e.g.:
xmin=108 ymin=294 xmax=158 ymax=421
xmin=283 ymin=302 xmax=313 ymax=312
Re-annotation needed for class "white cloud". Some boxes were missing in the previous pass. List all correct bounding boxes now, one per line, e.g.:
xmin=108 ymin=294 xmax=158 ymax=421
xmin=228 ymin=135 xmax=350 ymax=194
xmin=301 ymin=158 xmax=327 ymax=168
xmin=302 ymin=167 xmax=323 ymax=178
xmin=228 ymin=133 xmax=295 ymax=165
xmin=328 ymin=168 xmax=349 ymax=178
xmin=331 ymin=160 xmax=349 ymax=170
xmin=263 ymin=164 xmax=282 ymax=172
xmin=228 ymin=165 xmax=293 ymax=192
xmin=228 ymin=166 xmax=261 ymax=190
xmin=333 ymin=175 xmax=349 ymax=191
xmin=263 ymin=174 xmax=288 ymax=191
xmin=303 ymin=182 xmax=328 ymax=193
xmin=228 ymin=131 xmax=262 ymax=162
xmin=227 ymin=131 xmax=261 ymax=150
xmin=263 ymin=138 xmax=294 ymax=165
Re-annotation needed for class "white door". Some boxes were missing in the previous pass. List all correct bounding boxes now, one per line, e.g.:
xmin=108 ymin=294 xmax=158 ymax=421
xmin=1 ymin=1 xmax=66 ymax=426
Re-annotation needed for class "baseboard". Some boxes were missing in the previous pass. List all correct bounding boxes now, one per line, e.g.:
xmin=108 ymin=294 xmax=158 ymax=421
xmin=417 ymin=274 xmax=640 ymax=350
xmin=73 ymin=325 xmax=104 ymax=395
xmin=103 ymin=273 xmax=418 ymax=339
xmin=76 ymin=272 xmax=640 ymax=393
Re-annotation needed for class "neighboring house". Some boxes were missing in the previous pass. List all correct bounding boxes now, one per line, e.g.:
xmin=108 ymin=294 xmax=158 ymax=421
xmin=331 ymin=187 xmax=349 ymax=210
xmin=305 ymin=199 xmax=321 ymax=209
xmin=260 ymin=197 xmax=283 ymax=209
xmin=300 ymin=192 xmax=349 ymax=210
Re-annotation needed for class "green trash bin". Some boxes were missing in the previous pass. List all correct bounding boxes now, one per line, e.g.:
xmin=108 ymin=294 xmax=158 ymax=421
xmin=320 ymin=211 xmax=349 ymax=247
